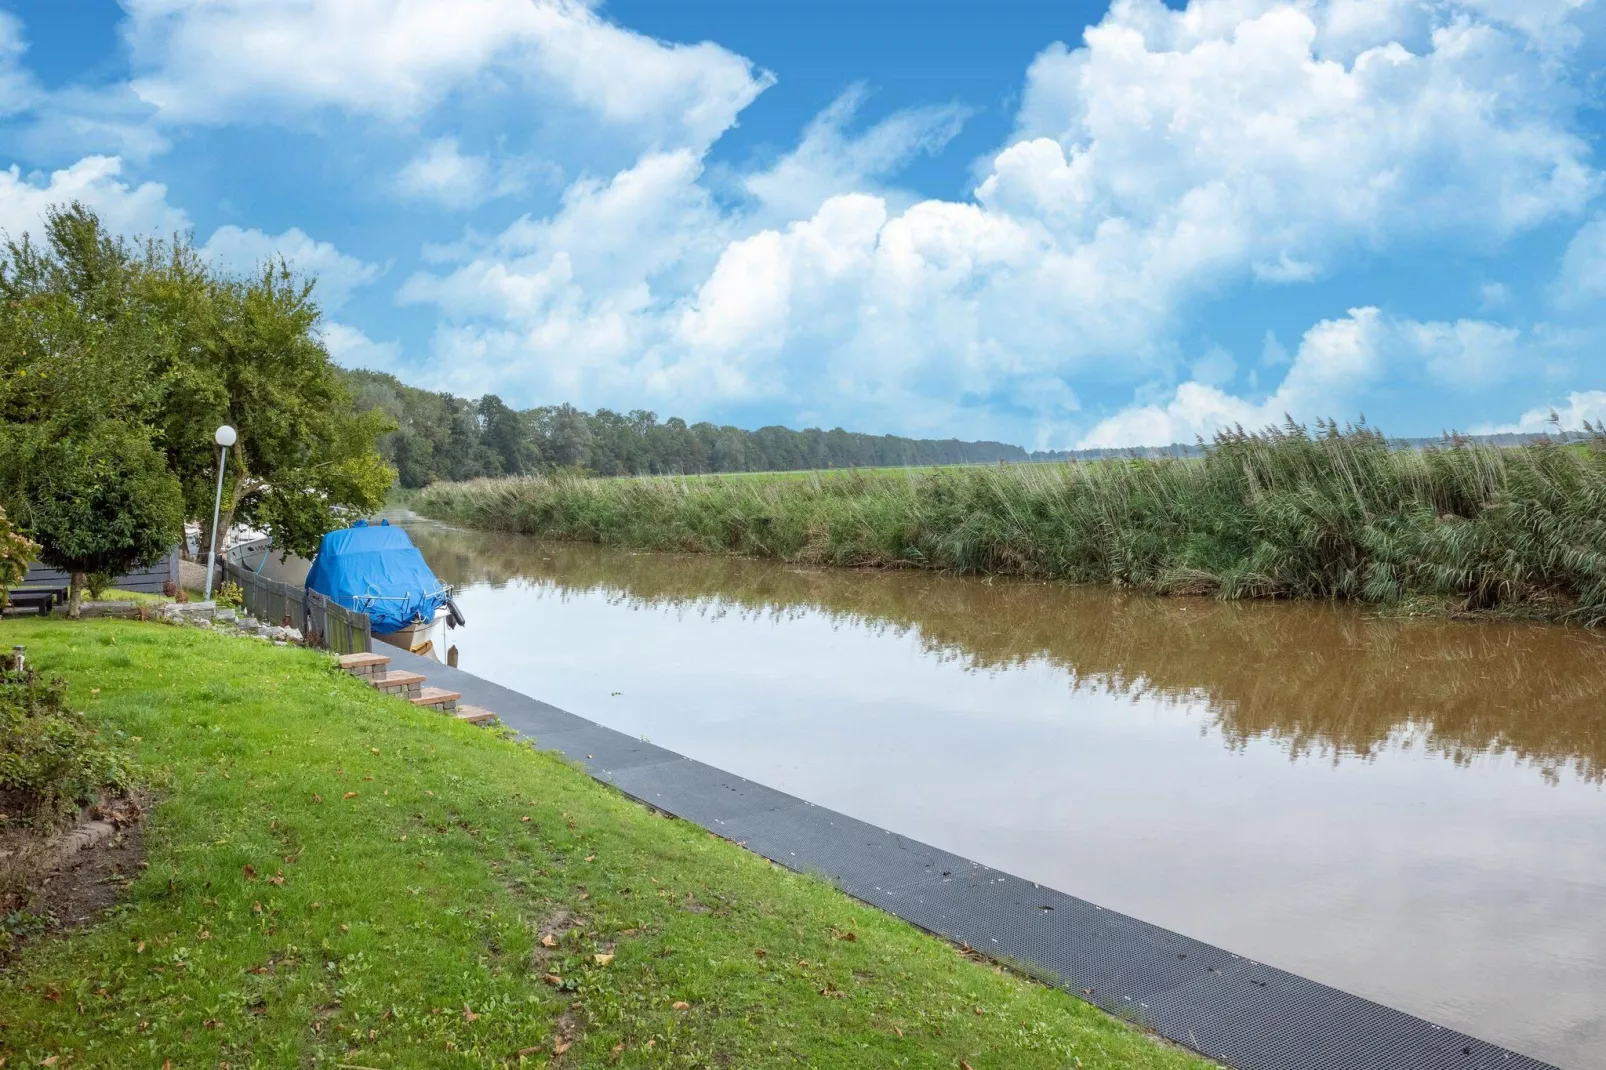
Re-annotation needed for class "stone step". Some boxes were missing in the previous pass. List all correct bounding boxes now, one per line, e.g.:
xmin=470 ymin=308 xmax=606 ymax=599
xmin=339 ymin=651 xmax=391 ymax=678
xmin=454 ymin=704 xmax=497 ymax=726
xmin=370 ymin=670 xmax=425 ymax=697
xmin=411 ymin=687 xmax=460 ymax=712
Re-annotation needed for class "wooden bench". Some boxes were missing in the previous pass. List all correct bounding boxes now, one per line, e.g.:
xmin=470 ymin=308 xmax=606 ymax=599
xmin=6 ymin=587 xmax=67 ymax=616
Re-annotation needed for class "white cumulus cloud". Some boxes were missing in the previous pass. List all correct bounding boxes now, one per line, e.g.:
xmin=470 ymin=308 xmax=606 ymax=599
xmin=1079 ymin=309 xmax=1530 ymax=448
xmin=394 ymin=138 xmax=535 ymax=210
xmin=384 ymin=0 xmax=1601 ymax=444
xmin=742 ymin=86 xmax=969 ymax=223
xmin=123 ymin=0 xmax=773 ymax=150
xmin=1479 ymin=391 xmax=1606 ymax=434
xmin=201 ymin=225 xmax=383 ymax=310
xmin=321 ymin=321 xmax=403 ymax=371
xmin=0 ymin=155 xmax=189 ymax=243
xmin=1556 ymin=216 xmax=1606 ymax=307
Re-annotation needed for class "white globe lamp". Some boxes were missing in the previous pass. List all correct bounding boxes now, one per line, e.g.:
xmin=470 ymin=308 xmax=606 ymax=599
xmin=203 ymin=424 xmax=237 ymax=601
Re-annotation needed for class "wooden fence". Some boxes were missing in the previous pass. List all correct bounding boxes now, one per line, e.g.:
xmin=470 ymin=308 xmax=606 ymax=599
xmin=24 ymin=548 xmax=181 ymax=595
xmin=220 ymin=541 xmax=371 ymax=655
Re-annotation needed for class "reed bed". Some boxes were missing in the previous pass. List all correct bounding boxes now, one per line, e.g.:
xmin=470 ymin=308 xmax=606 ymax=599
xmin=414 ymin=422 xmax=1606 ymax=625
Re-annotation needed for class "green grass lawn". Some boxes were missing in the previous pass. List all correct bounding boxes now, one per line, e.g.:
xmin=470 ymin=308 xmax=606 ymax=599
xmin=0 ymin=619 xmax=1210 ymax=1069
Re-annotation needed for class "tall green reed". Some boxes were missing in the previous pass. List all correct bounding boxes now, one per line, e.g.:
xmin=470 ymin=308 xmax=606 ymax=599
xmin=414 ymin=421 xmax=1606 ymax=625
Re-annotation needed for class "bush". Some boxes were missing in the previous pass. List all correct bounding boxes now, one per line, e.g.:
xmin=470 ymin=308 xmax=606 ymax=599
xmin=15 ymin=423 xmax=183 ymax=618
xmin=0 ymin=506 xmax=38 ymax=605
xmin=215 ymin=579 xmax=244 ymax=609
xmin=0 ymin=658 xmax=132 ymax=824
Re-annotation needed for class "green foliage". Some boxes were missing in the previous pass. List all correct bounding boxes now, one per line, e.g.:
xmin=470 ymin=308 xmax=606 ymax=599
xmin=214 ymin=579 xmax=244 ymax=609
xmin=84 ymin=573 xmax=113 ymax=600
xmin=0 ymin=661 xmax=132 ymax=823
xmin=0 ymin=202 xmax=395 ymax=564
xmin=13 ymin=423 xmax=183 ymax=583
xmin=417 ymin=421 xmax=1606 ymax=626
xmin=0 ymin=619 xmax=1210 ymax=1070
xmin=0 ymin=506 xmax=38 ymax=595
xmin=344 ymin=368 xmax=1034 ymax=487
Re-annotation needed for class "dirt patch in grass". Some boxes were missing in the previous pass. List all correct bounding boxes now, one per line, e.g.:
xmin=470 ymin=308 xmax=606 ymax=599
xmin=529 ymin=905 xmax=585 ymax=970
xmin=0 ymin=795 xmax=147 ymax=965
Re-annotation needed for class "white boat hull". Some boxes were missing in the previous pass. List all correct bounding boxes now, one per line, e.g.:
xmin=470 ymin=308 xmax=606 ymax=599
xmin=374 ymin=608 xmax=449 ymax=661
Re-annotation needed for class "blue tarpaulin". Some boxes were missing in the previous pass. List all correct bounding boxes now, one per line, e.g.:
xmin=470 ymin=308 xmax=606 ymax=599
xmin=303 ymin=520 xmax=449 ymax=634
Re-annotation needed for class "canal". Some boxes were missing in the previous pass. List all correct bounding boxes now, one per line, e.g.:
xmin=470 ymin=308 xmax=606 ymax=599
xmin=398 ymin=514 xmax=1606 ymax=1069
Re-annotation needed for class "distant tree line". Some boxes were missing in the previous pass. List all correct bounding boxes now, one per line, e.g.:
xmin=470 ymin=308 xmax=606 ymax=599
xmin=344 ymin=370 xmax=1035 ymax=486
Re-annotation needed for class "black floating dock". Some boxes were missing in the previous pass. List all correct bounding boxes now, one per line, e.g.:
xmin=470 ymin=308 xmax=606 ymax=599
xmin=386 ymin=648 xmax=1555 ymax=1070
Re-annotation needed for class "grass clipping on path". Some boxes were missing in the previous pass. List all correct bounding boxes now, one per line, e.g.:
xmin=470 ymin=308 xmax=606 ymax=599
xmin=0 ymin=620 xmax=1210 ymax=1070
xmin=417 ymin=422 xmax=1606 ymax=626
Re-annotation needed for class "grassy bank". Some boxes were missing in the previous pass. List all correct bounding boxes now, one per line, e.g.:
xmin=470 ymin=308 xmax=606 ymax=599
xmin=414 ymin=424 xmax=1606 ymax=626
xmin=0 ymin=620 xmax=1207 ymax=1069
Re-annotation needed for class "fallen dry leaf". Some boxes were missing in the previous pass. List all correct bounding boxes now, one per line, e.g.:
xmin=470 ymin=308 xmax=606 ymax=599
xmin=370 ymin=747 xmax=379 ymax=755
xmin=343 ymin=792 xmax=357 ymax=800
xmin=593 ymin=953 xmax=614 ymax=966
xmin=242 ymin=864 xmax=257 ymax=879
xmin=516 ymin=1047 xmax=541 ymax=1057
xmin=541 ymin=934 xmax=559 ymax=949
xmin=252 ymin=902 xmax=262 ymax=914
xmin=553 ymin=1038 xmax=572 ymax=1055
xmin=961 ymin=1062 xmax=974 ymax=1070
xmin=463 ymin=1005 xmax=478 ymax=1022
xmin=311 ymin=793 xmax=323 ymax=803
xmin=42 ymin=1057 xmax=58 ymax=1067
xmin=578 ymin=892 xmax=590 ymax=901
xmin=542 ymin=973 xmax=563 ymax=986
xmin=520 ymin=815 xmax=531 ymax=823
xmin=136 ymin=941 xmax=145 ymax=953
xmin=584 ymin=854 xmax=595 ymax=862
xmin=671 ymin=1001 xmax=689 ymax=1010
xmin=198 ymin=930 xmax=210 ymax=940
xmin=754 ymin=948 xmax=766 ymax=959
xmin=894 ymin=1027 xmax=904 ymax=1037
xmin=973 ymin=1007 xmax=983 ymax=1015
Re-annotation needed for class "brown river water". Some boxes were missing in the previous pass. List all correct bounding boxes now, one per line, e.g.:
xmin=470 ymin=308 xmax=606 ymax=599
xmin=397 ymin=515 xmax=1606 ymax=1068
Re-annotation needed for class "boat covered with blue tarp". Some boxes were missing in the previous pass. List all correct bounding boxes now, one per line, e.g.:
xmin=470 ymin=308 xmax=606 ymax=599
xmin=303 ymin=519 xmax=458 ymax=638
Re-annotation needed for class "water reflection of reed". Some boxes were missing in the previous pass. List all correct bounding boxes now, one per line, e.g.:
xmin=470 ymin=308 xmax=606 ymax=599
xmin=407 ymin=521 xmax=1606 ymax=784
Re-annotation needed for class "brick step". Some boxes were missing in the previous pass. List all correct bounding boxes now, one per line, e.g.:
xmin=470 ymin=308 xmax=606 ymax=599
xmin=453 ymin=704 xmax=497 ymax=726
xmin=369 ymin=670 xmax=425 ymax=697
xmin=339 ymin=651 xmax=390 ymax=678
xmin=411 ymin=687 xmax=460 ymax=712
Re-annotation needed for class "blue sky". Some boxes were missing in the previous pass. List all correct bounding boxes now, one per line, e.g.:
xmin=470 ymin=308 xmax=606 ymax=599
xmin=2 ymin=0 xmax=1604 ymax=448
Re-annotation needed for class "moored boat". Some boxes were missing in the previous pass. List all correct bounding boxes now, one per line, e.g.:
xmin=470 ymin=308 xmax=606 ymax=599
xmin=303 ymin=519 xmax=465 ymax=659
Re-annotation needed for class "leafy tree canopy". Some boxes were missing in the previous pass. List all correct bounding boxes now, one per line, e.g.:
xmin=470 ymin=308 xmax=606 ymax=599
xmin=0 ymin=203 xmax=395 ymax=586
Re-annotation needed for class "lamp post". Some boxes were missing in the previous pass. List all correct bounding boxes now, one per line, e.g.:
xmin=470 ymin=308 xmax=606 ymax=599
xmin=202 ymin=425 xmax=236 ymax=602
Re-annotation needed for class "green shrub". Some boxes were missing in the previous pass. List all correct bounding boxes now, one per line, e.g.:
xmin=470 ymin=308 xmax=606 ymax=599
xmin=0 ymin=660 xmax=132 ymax=823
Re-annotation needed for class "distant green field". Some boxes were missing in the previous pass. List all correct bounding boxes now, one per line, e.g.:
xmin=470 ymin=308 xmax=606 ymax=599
xmin=658 ymin=464 xmax=987 ymax=482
